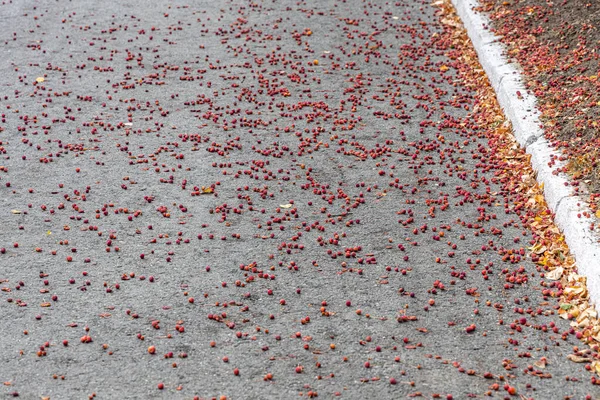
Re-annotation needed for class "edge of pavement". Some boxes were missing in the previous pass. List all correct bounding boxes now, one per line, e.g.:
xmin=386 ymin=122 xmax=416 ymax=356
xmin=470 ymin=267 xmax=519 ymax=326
xmin=451 ymin=0 xmax=600 ymax=303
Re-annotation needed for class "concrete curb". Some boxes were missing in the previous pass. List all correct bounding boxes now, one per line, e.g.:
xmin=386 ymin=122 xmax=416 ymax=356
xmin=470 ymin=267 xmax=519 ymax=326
xmin=451 ymin=0 xmax=600 ymax=302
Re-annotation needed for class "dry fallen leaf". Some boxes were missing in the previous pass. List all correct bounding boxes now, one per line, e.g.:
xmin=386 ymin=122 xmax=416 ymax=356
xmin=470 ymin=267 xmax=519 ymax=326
xmin=36 ymin=77 xmax=45 ymax=83
xmin=10 ymin=210 xmax=21 ymax=214
xmin=545 ymin=267 xmax=563 ymax=280
xmin=529 ymin=242 xmax=547 ymax=254
xmin=279 ymin=204 xmax=292 ymax=209
xmin=440 ymin=17 xmax=461 ymax=28
xmin=567 ymin=354 xmax=590 ymax=363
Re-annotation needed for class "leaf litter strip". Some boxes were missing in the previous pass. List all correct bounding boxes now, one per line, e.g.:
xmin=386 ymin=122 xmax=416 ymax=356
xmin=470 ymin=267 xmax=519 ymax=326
xmin=435 ymin=0 xmax=600 ymax=375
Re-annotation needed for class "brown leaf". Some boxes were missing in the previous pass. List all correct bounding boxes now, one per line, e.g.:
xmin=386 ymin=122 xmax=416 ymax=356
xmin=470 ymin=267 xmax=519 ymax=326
xmin=567 ymin=354 xmax=590 ymax=363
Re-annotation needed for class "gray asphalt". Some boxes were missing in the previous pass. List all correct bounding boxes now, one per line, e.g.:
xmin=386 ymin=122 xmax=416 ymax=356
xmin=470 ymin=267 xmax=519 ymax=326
xmin=0 ymin=0 xmax=597 ymax=399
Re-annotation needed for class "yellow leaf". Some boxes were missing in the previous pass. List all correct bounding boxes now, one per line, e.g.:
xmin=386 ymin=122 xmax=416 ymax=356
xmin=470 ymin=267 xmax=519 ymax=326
xmin=11 ymin=210 xmax=21 ymax=214
xmin=280 ymin=204 xmax=292 ymax=209
xmin=564 ymin=286 xmax=585 ymax=296
xmin=530 ymin=243 xmax=547 ymax=254
xmin=595 ymin=209 xmax=600 ymax=218
xmin=36 ymin=77 xmax=45 ymax=83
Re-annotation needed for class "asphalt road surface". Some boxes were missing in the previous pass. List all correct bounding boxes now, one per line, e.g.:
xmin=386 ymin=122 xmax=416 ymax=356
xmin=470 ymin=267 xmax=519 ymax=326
xmin=0 ymin=0 xmax=597 ymax=398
